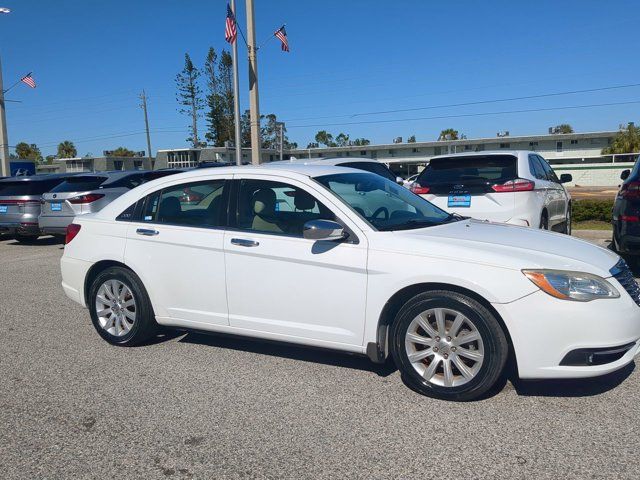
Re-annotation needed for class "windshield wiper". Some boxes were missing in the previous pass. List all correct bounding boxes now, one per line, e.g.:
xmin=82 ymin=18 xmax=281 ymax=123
xmin=378 ymin=219 xmax=441 ymax=231
xmin=445 ymin=212 xmax=467 ymax=222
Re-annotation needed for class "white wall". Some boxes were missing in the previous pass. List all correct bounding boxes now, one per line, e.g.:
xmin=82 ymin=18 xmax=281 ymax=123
xmin=553 ymin=162 xmax=634 ymax=187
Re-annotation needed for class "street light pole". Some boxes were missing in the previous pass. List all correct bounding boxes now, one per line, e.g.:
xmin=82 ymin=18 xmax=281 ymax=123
xmin=140 ymin=90 xmax=153 ymax=169
xmin=231 ymin=0 xmax=243 ymax=166
xmin=0 ymin=53 xmax=10 ymax=177
xmin=245 ymin=0 xmax=261 ymax=165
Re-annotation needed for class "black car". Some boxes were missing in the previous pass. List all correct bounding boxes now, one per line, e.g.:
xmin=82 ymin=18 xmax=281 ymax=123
xmin=612 ymin=159 xmax=640 ymax=260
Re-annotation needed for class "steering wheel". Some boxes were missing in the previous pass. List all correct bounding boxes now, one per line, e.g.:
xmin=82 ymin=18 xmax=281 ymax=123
xmin=372 ymin=206 xmax=389 ymax=220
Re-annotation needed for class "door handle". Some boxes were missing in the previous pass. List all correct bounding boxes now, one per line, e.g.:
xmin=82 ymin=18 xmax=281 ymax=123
xmin=231 ymin=238 xmax=259 ymax=247
xmin=136 ymin=228 xmax=159 ymax=236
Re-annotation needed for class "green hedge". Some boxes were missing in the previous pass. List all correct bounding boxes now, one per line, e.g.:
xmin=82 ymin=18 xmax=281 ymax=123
xmin=572 ymin=199 xmax=614 ymax=223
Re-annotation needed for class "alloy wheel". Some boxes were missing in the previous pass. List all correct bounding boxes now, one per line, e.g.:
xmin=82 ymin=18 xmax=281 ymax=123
xmin=404 ymin=307 xmax=484 ymax=387
xmin=95 ymin=280 xmax=137 ymax=337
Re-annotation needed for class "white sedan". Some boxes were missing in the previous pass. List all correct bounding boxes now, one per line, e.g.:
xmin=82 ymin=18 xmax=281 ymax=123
xmin=60 ymin=165 xmax=640 ymax=401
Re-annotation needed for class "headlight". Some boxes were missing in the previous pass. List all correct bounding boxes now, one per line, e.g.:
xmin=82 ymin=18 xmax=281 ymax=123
xmin=522 ymin=269 xmax=620 ymax=301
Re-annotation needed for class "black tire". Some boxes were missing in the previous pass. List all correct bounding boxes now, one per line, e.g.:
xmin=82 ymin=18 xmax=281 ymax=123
xmin=539 ymin=210 xmax=549 ymax=230
xmin=88 ymin=266 xmax=157 ymax=346
xmin=14 ymin=234 xmax=39 ymax=243
xmin=390 ymin=290 xmax=508 ymax=401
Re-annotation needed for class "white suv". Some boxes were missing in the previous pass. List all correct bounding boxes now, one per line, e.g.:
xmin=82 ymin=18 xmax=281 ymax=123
xmin=410 ymin=151 xmax=572 ymax=232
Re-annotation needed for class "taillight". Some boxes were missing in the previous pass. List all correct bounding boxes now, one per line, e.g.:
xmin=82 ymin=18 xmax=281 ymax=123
xmin=621 ymin=215 xmax=640 ymax=222
xmin=65 ymin=223 xmax=81 ymax=244
xmin=620 ymin=181 xmax=640 ymax=199
xmin=491 ymin=178 xmax=535 ymax=193
xmin=68 ymin=193 xmax=105 ymax=204
xmin=410 ymin=184 xmax=430 ymax=195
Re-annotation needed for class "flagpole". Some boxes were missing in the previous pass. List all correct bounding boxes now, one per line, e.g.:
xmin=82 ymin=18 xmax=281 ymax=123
xmin=0 ymin=54 xmax=10 ymax=176
xmin=2 ymin=72 xmax=30 ymax=95
xmin=230 ymin=0 xmax=242 ymax=166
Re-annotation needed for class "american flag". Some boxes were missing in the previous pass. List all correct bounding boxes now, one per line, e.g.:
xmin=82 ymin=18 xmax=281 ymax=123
xmin=21 ymin=73 xmax=36 ymax=89
xmin=225 ymin=3 xmax=237 ymax=44
xmin=274 ymin=26 xmax=289 ymax=52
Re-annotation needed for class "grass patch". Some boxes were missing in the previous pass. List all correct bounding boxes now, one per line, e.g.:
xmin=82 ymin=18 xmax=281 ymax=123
xmin=572 ymin=220 xmax=612 ymax=231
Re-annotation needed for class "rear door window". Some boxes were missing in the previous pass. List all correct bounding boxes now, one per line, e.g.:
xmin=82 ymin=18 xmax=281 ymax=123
xmin=528 ymin=155 xmax=546 ymax=180
xmin=537 ymin=156 xmax=560 ymax=183
xmin=340 ymin=162 xmax=396 ymax=181
xmin=50 ymin=176 xmax=108 ymax=193
xmin=0 ymin=179 xmax=64 ymax=196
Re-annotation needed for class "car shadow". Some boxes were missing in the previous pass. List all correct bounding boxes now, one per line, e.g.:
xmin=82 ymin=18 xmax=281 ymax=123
xmin=5 ymin=235 xmax=63 ymax=246
xmin=509 ymin=362 xmax=635 ymax=397
xmin=176 ymin=330 xmax=398 ymax=377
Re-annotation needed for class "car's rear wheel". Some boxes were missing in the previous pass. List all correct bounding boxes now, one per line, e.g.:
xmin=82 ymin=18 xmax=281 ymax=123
xmin=88 ymin=267 xmax=157 ymax=346
xmin=390 ymin=290 xmax=508 ymax=401
xmin=539 ymin=211 xmax=549 ymax=230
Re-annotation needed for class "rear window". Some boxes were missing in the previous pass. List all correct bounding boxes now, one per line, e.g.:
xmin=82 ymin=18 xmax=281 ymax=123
xmin=50 ymin=176 xmax=107 ymax=193
xmin=340 ymin=162 xmax=396 ymax=181
xmin=0 ymin=179 xmax=64 ymax=196
xmin=419 ymin=155 xmax=517 ymax=184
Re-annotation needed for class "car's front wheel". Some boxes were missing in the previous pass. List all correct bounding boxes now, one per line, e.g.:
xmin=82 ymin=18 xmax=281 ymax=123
xmin=88 ymin=266 xmax=157 ymax=346
xmin=390 ymin=290 xmax=509 ymax=401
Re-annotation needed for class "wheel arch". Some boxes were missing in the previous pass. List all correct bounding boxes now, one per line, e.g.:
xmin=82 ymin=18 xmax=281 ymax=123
xmin=371 ymin=282 xmax=516 ymax=371
xmin=84 ymin=260 xmax=137 ymax=306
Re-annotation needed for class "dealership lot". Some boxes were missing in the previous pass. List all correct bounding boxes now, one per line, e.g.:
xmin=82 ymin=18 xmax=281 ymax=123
xmin=1 ymin=236 xmax=640 ymax=479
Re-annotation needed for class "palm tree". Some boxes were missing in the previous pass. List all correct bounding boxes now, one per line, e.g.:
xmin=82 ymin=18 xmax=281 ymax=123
xmin=556 ymin=124 xmax=574 ymax=134
xmin=602 ymin=123 xmax=640 ymax=154
xmin=438 ymin=128 xmax=459 ymax=141
xmin=57 ymin=140 xmax=77 ymax=159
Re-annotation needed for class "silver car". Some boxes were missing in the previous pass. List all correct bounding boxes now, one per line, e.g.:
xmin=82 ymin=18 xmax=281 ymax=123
xmin=39 ymin=170 xmax=182 ymax=236
xmin=0 ymin=174 xmax=70 ymax=242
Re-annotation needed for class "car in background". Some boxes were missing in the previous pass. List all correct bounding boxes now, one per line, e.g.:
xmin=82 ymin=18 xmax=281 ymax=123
xmin=410 ymin=151 xmax=572 ymax=232
xmin=39 ymin=170 xmax=183 ymax=236
xmin=612 ymin=159 xmax=640 ymax=261
xmin=0 ymin=174 xmax=71 ymax=242
xmin=60 ymin=165 xmax=640 ymax=401
xmin=267 ymin=157 xmax=403 ymax=184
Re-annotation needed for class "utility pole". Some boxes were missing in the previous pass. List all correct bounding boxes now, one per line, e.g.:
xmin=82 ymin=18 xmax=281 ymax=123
xmin=276 ymin=121 xmax=284 ymax=161
xmin=231 ymin=0 xmax=242 ymax=166
xmin=245 ymin=0 xmax=261 ymax=165
xmin=0 ymin=54 xmax=10 ymax=176
xmin=139 ymin=90 xmax=153 ymax=169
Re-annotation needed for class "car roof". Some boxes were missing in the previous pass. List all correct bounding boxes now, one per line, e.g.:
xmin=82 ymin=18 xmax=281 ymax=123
xmin=266 ymin=157 xmax=382 ymax=167
xmin=429 ymin=150 xmax=530 ymax=161
xmin=0 ymin=173 xmax=72 ymax=183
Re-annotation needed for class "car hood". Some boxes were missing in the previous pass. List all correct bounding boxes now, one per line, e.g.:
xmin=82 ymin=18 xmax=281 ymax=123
xmin=378 ymin=219 xmax=619 ymax=277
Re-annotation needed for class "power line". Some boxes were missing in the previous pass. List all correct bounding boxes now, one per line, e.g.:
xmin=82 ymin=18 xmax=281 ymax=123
xmin=286 ymin=100 xmax=640 ymax=129
xmin=281 ymin=82 xmax=640 ymax=122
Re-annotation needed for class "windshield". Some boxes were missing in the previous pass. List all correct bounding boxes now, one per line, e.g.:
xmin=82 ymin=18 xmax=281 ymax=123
xmin=315 ymin=172 xmax=453 ymax=231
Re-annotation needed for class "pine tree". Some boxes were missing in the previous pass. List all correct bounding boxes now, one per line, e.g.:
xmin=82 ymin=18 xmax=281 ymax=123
xmin=176 ymin=53 xmax=204 ymax=147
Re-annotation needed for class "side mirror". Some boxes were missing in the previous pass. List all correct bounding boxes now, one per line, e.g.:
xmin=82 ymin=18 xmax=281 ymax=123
xmin=559 ymin=173 xmax=572 ymax=183
xmin=621 ymin=169 xmax=631 ymax=180
xmin=396 ymin=176 xmax=404 ymax=185
xmin=303 ymin=219 xmax=346 ymax=241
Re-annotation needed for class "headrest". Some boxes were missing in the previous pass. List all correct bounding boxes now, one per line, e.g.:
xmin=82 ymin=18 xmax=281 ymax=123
xmin=252 ymin=188 xmax=277 ymax=216
xmin=159 ymin=196 xmax=181 ymax=219
xmin=294 ymin=190 xmax=316 ymax=211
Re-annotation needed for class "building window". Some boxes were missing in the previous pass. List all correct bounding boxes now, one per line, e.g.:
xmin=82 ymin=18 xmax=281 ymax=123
xmin=499 ymin=143 xmax=510 ymax=149
xmin=336 ymin=152 xmax=342 ymax=157
xmin=167 ymin=151 xmax=198 ymax=169
xmin=360 ymin=150 xmax=367 ymax=156
xmin=557 ymin=141 xmax=563 ymax=152
xmin=434 ymin=147 xmax=442 ymax=155
xmin=464 ymin=145 xmax=471 ymax=151
xmin=66 ymin=160 xmax=91 ymax=172
xmin=134 ymin=160 xmax=143 ymax=170
xmin=570 ymin=139 xmax=578 ymax=145
xmin=529 ymin=141 xmax=538 ymax=146
xmin=113 ymin=160 xmax=124 ymax=170
xmin=412 ymin=148 xmax=419 ymax=153
xmin=346 ymin=151 xmax=350 ymax=156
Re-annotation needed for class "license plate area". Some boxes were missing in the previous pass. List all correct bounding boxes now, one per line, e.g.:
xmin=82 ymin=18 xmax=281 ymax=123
xmin=50 ymin=203 xmax=62 ymax=212
xmin=448 ymin=194 xmax=471 ymax=207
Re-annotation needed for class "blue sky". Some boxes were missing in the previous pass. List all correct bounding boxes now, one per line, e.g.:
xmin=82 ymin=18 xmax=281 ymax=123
xmin=1 ymin=0 xmax=639 ymax=157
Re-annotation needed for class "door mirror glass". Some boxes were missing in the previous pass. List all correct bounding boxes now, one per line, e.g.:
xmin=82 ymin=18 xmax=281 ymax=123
xmin=396 ymin=176 xmax=404 ymax=185
xmin=621 ymin=169 xmax=631 ymax=180
xmin=559 ymin=173 xmax=572 ymax=184
xmin=303 ymin=219 xmax=345 ymax=241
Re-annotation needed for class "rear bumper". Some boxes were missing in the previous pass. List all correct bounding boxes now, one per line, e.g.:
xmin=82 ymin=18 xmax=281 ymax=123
xmin=492 ymin=289 xmax=640 ymax=379
xmin=0 ymin=221 xmax=41 ymax=237
xmin=39 ymin=214 xmax=74 ymax=235
xmin=60 ymin=255 xmax=92 ymax=307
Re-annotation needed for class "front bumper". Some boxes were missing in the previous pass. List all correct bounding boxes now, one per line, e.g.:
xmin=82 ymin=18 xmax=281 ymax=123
xmin=493 ymin=287 xmax=640 ymax=379
xmin=0 ymin=221 xmax=41 ymax=237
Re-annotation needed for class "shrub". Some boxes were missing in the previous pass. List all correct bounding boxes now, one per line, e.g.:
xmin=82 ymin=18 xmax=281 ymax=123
xmin=572 ymin=199 xmax=614 ymax=223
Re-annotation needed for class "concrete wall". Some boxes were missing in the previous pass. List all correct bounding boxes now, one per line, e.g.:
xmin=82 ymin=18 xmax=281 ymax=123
xmin=553 ymin=162 xmax=634 ymax=187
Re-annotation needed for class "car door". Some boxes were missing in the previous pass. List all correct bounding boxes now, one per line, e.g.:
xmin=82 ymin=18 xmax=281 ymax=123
xmin=537 ymin=155 xmax=566 ymax=226
xmin=528 ymin=154 xmax=552 ymax=222
xmin=223 ymin=174 xmax=368 ymax=347
xmin=123 ymin=175 xmax=231 ymax=326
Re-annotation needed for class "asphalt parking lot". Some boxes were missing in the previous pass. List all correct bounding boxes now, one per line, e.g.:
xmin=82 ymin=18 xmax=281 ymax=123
xmin=1 ymin=236 xmax=640 ymax=479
